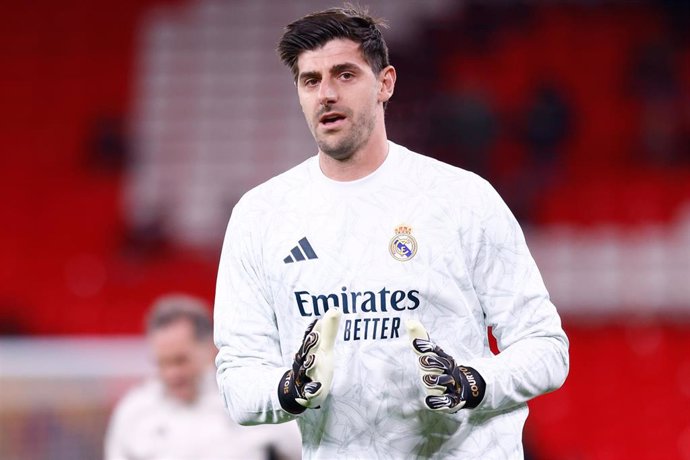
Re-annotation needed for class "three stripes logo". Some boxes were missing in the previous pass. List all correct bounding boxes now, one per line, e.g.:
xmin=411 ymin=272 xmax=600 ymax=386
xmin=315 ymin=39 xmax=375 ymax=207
xmin=283 ymin=237 xmax=318 ymax=264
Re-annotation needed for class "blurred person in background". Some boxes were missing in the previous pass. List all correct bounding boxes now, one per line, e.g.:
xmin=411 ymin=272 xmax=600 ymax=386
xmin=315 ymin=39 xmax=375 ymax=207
xmin=105 ymin=294 xmax=301 ymax=460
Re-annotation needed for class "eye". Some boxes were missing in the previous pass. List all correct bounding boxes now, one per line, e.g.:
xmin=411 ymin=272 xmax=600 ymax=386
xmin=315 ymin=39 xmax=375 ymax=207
xmin=302 ymin=78 xmax=319 ymax=88
xmin=340 ymin=72 xmax=354 ymax=81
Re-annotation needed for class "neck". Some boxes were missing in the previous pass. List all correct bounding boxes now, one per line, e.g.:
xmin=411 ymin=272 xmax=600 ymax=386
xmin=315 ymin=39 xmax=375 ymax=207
xmin=318 ymin=127 xmax=389 ymax=182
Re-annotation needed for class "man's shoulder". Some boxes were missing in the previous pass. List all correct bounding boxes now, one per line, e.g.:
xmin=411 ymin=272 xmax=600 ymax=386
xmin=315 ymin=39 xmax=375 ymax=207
xmin=396 ymin=143 xmax=490 ymax=192
xmin=234 ymin=155 xmax=315 ymax=212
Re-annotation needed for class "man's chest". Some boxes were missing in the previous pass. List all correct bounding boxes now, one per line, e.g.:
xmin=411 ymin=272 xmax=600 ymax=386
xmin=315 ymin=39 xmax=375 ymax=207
xmin=122 ymin=403 xmax=233 ymax=458
xmin=261 ymin=199 xmax=480 ymax=344
xmin=267 ymin=199 xmax=458 ymax=286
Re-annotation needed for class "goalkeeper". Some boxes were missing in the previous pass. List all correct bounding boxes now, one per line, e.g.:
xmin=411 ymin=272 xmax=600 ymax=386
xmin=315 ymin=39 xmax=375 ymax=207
xmin=214 ymin=6 xmax=569 ymax=459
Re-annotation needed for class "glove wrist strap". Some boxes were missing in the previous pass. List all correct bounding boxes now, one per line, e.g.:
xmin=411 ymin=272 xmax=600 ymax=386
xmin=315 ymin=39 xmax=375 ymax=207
xmin=456 ymin=365 xmax=486 ymax=409
xmin=277 ymin=370 xmax=307 ymax=415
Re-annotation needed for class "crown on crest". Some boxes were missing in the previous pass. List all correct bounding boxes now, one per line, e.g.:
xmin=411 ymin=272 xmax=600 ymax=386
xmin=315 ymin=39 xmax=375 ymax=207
xmin=394 ymin=225 xmax=413 ymax=235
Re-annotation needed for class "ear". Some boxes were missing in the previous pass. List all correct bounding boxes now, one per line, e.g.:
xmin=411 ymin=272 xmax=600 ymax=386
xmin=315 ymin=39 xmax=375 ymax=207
xmin=378 ymin=65 xmax=396 ymax=104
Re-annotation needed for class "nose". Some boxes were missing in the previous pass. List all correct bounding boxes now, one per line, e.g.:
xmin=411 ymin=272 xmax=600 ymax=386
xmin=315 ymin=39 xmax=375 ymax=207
xmin=318 ymin=78 xmax=338 ymax=106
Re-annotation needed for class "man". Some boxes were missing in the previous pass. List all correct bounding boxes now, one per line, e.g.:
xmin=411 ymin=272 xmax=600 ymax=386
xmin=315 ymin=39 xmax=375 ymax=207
xmin=215 ymin=6 xmax=569 ymax=459
xmin=106 ymin=294 xmax=301 ymax=460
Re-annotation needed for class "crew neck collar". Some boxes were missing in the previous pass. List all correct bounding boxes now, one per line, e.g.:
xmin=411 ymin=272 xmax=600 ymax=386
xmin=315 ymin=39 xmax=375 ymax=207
xmin=310 ymin=141 xmax=399 ymax=192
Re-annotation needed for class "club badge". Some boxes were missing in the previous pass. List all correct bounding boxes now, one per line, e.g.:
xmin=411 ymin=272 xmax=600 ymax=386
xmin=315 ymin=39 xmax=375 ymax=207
xmin=389 ymin=224 xmax=417 ymax=262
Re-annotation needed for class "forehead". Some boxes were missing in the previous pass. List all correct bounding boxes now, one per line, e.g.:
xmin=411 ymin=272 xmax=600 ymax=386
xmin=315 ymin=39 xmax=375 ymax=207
xmin=296 ymin=38 xmax=370 ymax=74
xmin=150 ymin=319 xmax=196 ymax=347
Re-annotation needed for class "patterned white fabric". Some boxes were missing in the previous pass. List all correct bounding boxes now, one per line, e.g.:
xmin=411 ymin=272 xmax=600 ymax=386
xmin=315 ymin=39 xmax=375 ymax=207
xmin=215 ymin=141 xmax=569 ymax=459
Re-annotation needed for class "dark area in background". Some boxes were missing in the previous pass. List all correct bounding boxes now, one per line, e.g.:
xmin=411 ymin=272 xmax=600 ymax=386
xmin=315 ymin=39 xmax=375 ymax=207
xmin=388 ymin=1 xmax=690 ymax=227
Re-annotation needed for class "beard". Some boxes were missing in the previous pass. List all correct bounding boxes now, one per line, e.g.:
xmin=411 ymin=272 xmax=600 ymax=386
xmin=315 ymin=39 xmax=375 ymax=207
xmin=312 ymin=105 xmax=376 ymax=161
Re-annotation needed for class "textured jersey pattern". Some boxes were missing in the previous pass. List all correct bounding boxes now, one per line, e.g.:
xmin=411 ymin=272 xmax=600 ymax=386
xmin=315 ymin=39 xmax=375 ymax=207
xmin=215 ymin=142 xmax=569 ymax=459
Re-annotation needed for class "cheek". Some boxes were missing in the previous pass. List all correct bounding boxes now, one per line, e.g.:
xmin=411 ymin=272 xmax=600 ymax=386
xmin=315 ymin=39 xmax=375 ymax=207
xmin=373 ymin=84 xmax=383 ymax=104
xmin=158 ymin=362 xmax=178 ymax=380
xmin=299 ymin=101 xmax=313 ymax=125
xmin=297 ymin=92 xmax=310 ymax=113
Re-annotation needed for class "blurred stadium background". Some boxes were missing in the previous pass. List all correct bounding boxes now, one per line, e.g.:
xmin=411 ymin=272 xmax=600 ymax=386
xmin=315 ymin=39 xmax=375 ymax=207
xmin=1 ymin=0 xmax=689 ymax=459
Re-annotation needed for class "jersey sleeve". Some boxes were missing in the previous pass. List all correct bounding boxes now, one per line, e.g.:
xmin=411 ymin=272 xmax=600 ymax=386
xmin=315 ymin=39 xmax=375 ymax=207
xmin=214 ymin=197 xmax=296 ymax=425
xmin=465 ymin=179 xmax=569 ymax=411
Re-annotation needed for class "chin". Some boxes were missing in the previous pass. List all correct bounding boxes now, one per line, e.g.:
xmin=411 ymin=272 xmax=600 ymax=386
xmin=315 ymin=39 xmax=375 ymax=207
xmin=178 ymin=394 xmax=197 ymax=404
xmin=318 ymin=139 xmax=359 ymax=161
xmin=169 ymin=388 xmax=197 ymax=403
xmin=324 ymin=149 xmax=355 ymax=161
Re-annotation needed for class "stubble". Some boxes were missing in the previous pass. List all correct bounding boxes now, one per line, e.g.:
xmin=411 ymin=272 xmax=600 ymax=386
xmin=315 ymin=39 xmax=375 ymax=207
xmin=313 ymin=105 xmax=377 ymax=161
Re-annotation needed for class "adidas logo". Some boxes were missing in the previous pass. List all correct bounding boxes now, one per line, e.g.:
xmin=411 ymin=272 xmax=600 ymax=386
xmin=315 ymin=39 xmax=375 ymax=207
xmin=283 ymin=237 xmax=318 ymax=264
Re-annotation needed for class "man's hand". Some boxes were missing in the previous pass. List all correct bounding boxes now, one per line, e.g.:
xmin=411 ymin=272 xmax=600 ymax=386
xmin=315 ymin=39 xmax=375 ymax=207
xmin=278 ymin=309 xmax=341 ymax=414
xmin=406 ymin=320 xmax=486 ymax=413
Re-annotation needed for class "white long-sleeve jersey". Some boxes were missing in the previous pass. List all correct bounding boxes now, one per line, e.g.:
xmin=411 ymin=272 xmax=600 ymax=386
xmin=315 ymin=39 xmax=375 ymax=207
xmin=215 ymin=141 xmax=569 ymax=459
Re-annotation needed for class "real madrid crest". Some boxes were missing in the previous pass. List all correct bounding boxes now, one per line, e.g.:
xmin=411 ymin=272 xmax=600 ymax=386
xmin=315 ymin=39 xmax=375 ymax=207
xmin=389 ymin=224 xmax=418 ymax=262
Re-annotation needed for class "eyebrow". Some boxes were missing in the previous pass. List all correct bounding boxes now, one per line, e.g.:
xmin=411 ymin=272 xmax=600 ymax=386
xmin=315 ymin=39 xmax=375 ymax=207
xmin=298 ymin=62 xmax=363 ymax=84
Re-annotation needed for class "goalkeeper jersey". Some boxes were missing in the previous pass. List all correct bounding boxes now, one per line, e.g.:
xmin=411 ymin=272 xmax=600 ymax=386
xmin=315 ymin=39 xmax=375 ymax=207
xmin=215 ymin=141 xmax=569 ymax=460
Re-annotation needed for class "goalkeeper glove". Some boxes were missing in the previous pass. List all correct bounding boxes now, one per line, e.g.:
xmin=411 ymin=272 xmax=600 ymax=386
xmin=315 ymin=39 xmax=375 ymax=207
xmin=406 ymin=319 xmax=486 ymax=413
xmin=278 ymin=309 xmax=341 ymax=414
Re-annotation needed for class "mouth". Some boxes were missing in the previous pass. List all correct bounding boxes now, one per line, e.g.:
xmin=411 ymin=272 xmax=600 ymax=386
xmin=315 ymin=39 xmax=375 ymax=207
xmin=319 ymin=112 xmax=347 ymax=128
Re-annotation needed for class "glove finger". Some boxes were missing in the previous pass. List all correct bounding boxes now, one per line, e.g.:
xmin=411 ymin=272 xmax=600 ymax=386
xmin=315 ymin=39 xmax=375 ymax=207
xmin=419 ymin=354 xmax=453 ymax=372
xmin=412 ymin=337 xmax=437 ymax=354
xmin=431 ymin=345 xmax=456 ymax=365
xmin=425 ymin=394 xmax=452 ymax=411
xmin=425 ymin=394 xmax=466 ymax=413
xmin=406 ymin=320 xmax=429 ymax=353
xmin=303 ymin=309 xmax=340 ymax=404
xmin=423 ymin=373 xmax=455 ymax=390
xmin=314 ymin=309 xmax=342 ymax=353
xmin=303 ymin=353 xmax=316 ymax=370
xmin=303 ymin=381 xmax=322 ymax=397
xmin=421 ymin=374 xmax=450 ymax=394
xmin=300 ymin=331 xmax=320 ymax=356
xmin=418 ymin=356 xmax=444 ymax=374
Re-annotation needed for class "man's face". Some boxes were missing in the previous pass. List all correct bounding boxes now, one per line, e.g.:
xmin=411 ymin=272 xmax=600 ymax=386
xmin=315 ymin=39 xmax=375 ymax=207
xmin=296 ymin=38 xmax=383 ymax=161
xmin=150 ymin=319 xmax=212 ymax=404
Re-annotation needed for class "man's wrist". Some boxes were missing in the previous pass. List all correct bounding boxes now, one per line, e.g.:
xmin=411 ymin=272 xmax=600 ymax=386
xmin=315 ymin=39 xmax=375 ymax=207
xmin=277 ymin=369 xmax=307 ymax=415
xmin=456 ymin=365 xmax=486 ymax=409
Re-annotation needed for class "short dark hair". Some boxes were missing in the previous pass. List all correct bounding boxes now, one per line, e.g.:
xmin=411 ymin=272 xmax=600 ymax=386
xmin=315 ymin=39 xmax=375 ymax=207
xmin=146 ymin=294 xmax=213 ymax=341
xmin=277 ymin=5 xmax=390 ymax=81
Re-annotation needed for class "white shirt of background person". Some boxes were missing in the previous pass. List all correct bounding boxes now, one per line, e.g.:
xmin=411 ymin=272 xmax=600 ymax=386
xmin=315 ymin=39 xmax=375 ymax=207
xmin=105 ymin=294 xmax=302 ymax=460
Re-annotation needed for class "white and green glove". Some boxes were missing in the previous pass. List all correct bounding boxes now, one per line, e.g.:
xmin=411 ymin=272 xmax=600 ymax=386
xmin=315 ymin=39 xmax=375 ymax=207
xmin=278 ymin=309 xmax=341 ymax=414
xmin=406 ymin=320 xmax=486 ymax=413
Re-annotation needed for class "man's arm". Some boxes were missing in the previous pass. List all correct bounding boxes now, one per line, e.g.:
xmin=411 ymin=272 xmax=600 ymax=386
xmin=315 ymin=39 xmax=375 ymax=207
xmin=214 ymin=199 xmax=294 ymax=425
xmin=464 ymin=178 xmax=569 ymax=411
xmin=408 ymin=179 xmax=568 ymax=413
xmin=215 ymin=198 xmax=339 ymax=425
